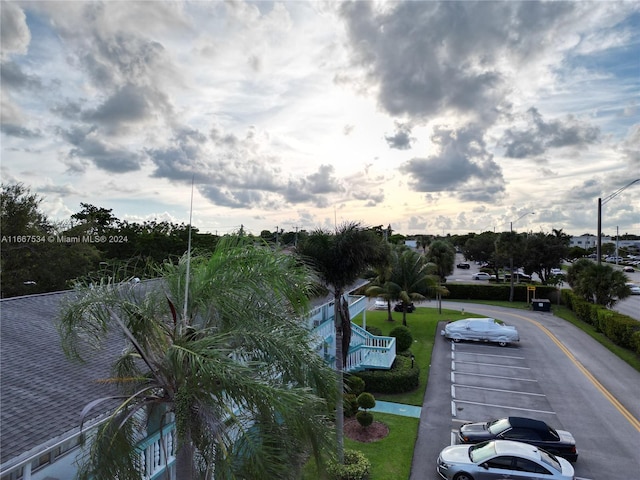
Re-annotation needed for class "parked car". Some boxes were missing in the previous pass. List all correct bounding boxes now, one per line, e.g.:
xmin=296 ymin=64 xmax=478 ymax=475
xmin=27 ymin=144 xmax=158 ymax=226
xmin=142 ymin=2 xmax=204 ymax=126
xmin=504 ymin=272 xmax=531 ymax=281
xmin=394 ymin=301 xmax=415 ymax=313
xmin=457 ymin=417 xmax=578 ymax=462
xmin=441 ymin=318 xmax=519 ymax=347
xmin=457 ymin=262 xmax=471 ymax=269
xmin=437 ymin=440 xmax=575 ymax=480
xmin=626 ymin=283 xmax=640 ymax=295
xmin=472 ymin=272 xmax=493 ymax=280
xmin=550 ymin=268 xmax=565 ymax=276
xmin=373 ymin=298 xmax=388 ymax=310
xmin=622 ymin=266 xmax=635 ymax=272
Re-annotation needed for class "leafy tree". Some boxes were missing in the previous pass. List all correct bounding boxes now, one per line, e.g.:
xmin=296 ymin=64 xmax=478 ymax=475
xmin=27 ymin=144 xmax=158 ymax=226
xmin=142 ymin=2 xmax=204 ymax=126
xmin=522 ymin=231 xmax=570 ymax=284
xmin=462 ymin=232 xmax=498 ymax=266
xmin=70 ymin=203 xmax=118 ymax=235
xmin=296 ymin=222 xmax=386 ymax=462
xmin=1 ymin=184 xmax=101 ymax=297
xmin=58 ymin=236 xmax=337 ymax=479
xmin=567 ymin=258 xmax=630 ymax=307
xmin=425 ymin=240 xmax=456 ymax=282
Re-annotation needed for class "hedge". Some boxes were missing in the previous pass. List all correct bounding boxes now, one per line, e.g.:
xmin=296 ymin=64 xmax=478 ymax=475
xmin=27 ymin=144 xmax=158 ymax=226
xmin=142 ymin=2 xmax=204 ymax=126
xmin=326 ymin=450 xmax=371 ymax=480
xmin=353 ymin=355 xmax=419 ymax=394
xmin=444 ymin=283 xmax=557 ymax=302
xmin=561 ymin=290 xmax=640 ymax=354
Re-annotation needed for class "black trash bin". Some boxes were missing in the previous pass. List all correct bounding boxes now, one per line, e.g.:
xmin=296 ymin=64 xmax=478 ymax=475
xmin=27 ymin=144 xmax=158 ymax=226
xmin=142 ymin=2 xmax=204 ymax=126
xmin=531 ymin=299 xmax=551 ymax=312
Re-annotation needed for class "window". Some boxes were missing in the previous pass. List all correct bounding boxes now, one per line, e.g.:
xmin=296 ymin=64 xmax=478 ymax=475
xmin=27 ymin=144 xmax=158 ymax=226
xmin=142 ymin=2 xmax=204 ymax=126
xmin=503 ymin=428 xmax=541 ymax=440
xmin=486 ymin=456 xmax=514 ymax=469
xmin=514 ymin=457 xmax=551 ymax=474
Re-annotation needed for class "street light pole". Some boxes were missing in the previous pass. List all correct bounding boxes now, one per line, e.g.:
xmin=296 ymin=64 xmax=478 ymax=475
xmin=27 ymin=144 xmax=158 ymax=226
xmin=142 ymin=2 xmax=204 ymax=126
xmin=509 ymin=212 xmax=535 ymax=302
xmin=597 ymin=179 xmax=639 ymax=266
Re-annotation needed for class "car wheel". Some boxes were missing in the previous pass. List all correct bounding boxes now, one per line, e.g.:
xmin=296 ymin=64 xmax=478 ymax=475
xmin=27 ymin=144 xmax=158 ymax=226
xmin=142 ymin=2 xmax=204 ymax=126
xmin=453 ymin=473 xmax=474 ymax=480
xmin=453 ymin=337 xmax=461 ymax=343
xmin=498 ymin=339 xmax=508 ymax=347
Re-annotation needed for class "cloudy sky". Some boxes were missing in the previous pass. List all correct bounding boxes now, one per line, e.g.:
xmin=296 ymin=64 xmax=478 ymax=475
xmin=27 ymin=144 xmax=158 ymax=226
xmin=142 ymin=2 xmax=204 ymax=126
xmin=2 ymin=1 xmax=639 ymax=237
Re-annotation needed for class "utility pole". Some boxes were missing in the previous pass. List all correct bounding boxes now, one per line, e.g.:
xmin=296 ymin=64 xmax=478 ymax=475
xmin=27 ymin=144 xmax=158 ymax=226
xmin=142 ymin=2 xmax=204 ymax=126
xmin=597 ymin=179 xmax=639 ymax=266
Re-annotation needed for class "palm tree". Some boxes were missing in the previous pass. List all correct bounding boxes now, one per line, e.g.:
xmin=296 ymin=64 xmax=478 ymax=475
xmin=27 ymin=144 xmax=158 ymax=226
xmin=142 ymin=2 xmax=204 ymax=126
xmin=296 ymin=222 xmax=386 ymax=463
xmin=58 ymin=236 xmax=337 ymax=480
xmin=366 ymin=246 xmax=439 ymax=326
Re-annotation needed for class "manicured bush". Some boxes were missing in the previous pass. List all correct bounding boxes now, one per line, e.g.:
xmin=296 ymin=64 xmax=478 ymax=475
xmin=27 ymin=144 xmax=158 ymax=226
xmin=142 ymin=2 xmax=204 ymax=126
xmin=346 ymin=375 xmax=365 ymax=396
xmin=354 ymin=355 xmax=419 ymax=394
xmin=562 ymin=290 xmax=640 ymax=354
xmin=355 ymin=410 xmax=374 ymax=428
xmin=444 ymin=283 xmax=557 ymax=303
xmin=343 ymin=393 xmax=359 ymax=418
xmin=365 ymin=325 xmax=383 ymax=336
xmin=356 ymin=392 xmax=376 ymax=410
xmin=326 ymin=450 xmax=371 ymax=480
xmin=389 ymin=325 xmax=413 ymax=352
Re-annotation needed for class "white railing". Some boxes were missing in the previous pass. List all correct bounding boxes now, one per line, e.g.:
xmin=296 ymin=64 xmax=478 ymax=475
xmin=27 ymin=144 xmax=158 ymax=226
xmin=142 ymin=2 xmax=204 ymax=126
xmin=137 ymin=424 xmax=176 ymax=480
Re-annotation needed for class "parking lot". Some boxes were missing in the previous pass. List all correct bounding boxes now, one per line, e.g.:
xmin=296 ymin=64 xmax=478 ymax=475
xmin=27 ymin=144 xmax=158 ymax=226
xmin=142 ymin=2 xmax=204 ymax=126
xmin=410 ymin=303 xmax=640 ymax=480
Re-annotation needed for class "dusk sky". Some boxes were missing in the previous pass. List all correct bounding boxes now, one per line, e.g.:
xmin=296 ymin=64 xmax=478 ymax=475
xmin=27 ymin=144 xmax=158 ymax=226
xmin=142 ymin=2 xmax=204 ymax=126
xmin=1 ymin=1 xmax=639 ymax=237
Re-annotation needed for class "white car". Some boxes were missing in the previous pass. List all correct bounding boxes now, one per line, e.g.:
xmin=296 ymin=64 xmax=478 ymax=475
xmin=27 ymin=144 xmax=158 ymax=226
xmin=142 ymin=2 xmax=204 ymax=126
xmin=550 ymin=268 xmax=565 ymax=276
xmin=437 ymin=440 xmax=575 ymax=480
xmin=442 ymin=318 xmax=520 ymax=347
xmin=373 ymin=298 xmax=388 ymax=309
xmin=472 ymin=272 xmax=493 ymax=280
xmin=625 ymin=283 xmax=640 ymax=295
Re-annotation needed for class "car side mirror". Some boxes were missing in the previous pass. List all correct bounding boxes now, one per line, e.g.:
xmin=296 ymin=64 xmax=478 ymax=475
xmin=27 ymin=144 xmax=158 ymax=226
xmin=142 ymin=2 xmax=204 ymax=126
xmin=481 ymin=462 xmax=489 ymax=470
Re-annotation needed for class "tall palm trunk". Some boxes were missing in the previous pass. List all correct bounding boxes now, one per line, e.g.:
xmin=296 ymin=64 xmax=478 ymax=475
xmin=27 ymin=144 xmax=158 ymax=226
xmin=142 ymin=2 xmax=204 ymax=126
xmin=175 ymin=435 xmax=195 ymax=479
xmin=333 ymin=292 xmax=345 ymax=464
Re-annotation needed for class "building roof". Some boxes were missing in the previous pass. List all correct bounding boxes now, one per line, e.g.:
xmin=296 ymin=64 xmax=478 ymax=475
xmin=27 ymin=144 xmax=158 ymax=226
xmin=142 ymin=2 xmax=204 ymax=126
xmin=0 ymin=290 xmax=122 ymax=469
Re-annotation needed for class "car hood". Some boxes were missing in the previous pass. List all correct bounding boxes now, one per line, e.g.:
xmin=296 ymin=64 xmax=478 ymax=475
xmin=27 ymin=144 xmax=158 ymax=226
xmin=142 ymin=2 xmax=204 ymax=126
xmin=439 ymin=445 xmax=472 ymax=465
xmin=558 ymin=456 xmax=575 ymax=477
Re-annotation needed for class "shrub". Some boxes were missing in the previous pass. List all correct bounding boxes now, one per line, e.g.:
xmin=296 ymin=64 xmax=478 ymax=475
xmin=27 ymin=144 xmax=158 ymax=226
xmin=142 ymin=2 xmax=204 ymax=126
xmin=346 ymin=375 xmax=365 ymax=396
xmin=354 ymin=355 xmax=419 ymax=394
xmin=326 ymin=450 xmax=371 ymax=480
xmin=356 ymin=392 xmax=376 ymax=410
xmin=389 ymin=325 xmax=413 ymax=352
xmin=365 ymin=325 xmax=383 ymax=336
xmin=343 ymin=393 xmax=359 ymax=418
xmin=355 ymin=410 xmax=374 ymax=428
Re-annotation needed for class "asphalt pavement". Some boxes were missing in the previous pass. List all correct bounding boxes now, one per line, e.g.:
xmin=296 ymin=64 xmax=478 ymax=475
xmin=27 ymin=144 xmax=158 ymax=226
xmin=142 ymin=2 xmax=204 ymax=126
xmin=409 ymin=301 xmax=640 ymax=480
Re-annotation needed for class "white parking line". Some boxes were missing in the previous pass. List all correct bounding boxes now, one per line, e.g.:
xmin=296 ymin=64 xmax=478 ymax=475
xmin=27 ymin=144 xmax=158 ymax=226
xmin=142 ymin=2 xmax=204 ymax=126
xmin=452 ymin=384 xmax=546 ymax=396
xmin=453 ymin=399 xmax=555 ymax=415
xmin=453 ymin=371 xmax=538 ymax=382
xmin=455 ymin=351 xmax=525 ymax=360
xmin=453 ymin=360 xmax=530 ymax=369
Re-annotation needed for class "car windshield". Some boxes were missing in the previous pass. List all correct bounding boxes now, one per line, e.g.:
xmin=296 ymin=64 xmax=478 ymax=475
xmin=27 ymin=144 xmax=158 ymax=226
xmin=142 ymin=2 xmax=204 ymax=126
xmin=487 ymin=418 xmax=510 ymax=435
xmin=469 ymin=441 xmax=496 ymax=464
xmin=539 ymin=449 xmax=562 ymax=471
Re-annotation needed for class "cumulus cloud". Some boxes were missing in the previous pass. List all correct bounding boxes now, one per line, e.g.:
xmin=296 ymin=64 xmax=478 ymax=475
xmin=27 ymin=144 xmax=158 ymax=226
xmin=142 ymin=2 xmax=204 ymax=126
xmin=0 ymin=3 xmax=31 ymax=60
xmin=384 ymin=122 xmax=415 ymax=150
xmin=501 ymin=108 xmax=600 ymax=158
xmin=400 ymin=124 xmax=505 ymax=202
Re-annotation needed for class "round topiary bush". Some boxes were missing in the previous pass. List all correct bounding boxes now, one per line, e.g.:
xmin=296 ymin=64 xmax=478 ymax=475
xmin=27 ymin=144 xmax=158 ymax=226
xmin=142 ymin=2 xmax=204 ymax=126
xmin=389 ymin=325 xmax=413 ymax=352
xmin=356 ymin=392 xmax=376 ymax=410
xmin=327 ymin=449 xmax=371 ymax=480
xmin=355 ymin=410 xmax=374 ymax=428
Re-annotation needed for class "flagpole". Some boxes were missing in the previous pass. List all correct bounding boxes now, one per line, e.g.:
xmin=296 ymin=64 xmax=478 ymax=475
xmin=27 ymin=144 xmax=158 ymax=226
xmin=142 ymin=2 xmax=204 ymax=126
xmin=183 ymin=177 xmax=194 ymax=321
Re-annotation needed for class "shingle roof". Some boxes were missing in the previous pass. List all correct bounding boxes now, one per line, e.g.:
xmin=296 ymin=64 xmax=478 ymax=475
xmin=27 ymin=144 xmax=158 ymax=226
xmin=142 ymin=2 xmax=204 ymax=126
xmin=0 ymin=290 xmax=123 ymax=468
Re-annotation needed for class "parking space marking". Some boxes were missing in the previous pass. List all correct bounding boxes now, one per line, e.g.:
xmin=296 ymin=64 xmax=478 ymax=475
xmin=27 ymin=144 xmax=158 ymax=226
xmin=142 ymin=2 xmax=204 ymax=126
xmin=452 ymin=399 xmax=555 ymax=415
xmin=452 ymin=372 xmax=538 ymax=382
xmin=455 ymin=351 xmax=525 ymax=360
xmin=453 ymin=384 xmax=546 ymax=396
xmin=453 ymin=360 xmax=530 ymax=370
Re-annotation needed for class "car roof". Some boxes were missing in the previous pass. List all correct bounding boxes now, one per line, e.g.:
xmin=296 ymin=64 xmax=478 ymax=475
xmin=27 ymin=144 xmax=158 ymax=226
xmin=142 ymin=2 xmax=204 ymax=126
xmin=493 ymin=440 xmax=541 ymax=460
xmin=507 ymin=416 xmax=550 ymax=431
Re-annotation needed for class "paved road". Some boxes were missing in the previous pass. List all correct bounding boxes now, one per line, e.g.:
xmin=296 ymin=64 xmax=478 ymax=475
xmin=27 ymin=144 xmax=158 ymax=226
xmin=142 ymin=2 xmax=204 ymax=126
xmin=449 ymin=254 xmax=640 ymax=321
xmin=410 ymin=301 xmax=640 ymax=480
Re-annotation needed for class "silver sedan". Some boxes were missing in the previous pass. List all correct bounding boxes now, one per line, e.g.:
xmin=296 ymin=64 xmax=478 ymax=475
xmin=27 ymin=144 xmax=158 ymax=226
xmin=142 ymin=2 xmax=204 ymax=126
xmin=437 ymin=440 xmax=575 ymax=480
xmin=441 ymin=317 xmax=520 ymax=347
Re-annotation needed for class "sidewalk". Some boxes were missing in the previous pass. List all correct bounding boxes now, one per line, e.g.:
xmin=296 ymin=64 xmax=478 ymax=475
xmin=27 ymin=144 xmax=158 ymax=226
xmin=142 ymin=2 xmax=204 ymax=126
xmin=371 ymin=400 xmax=422 ymax=418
